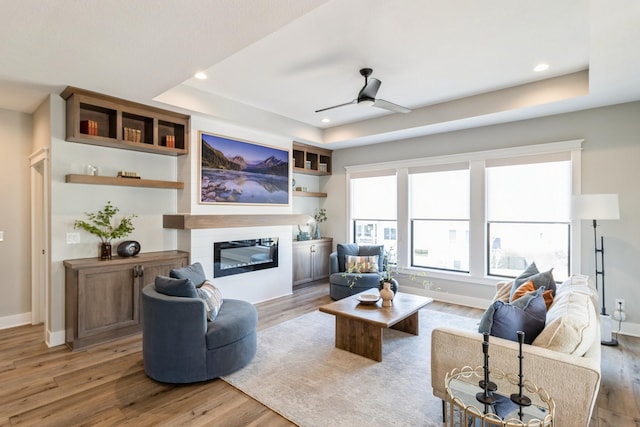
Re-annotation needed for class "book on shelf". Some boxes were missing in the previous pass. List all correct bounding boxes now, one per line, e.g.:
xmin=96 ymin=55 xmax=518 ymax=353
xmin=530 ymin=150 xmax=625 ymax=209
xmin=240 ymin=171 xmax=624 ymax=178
xmin=80 ymin=120 xmax=98 ymax=136
xmin=123 ymin=127 xmax=142 ymax=143
xmin=164 ymin=135 xmax=175 ymax=148
xmin=117 ymin=171 xmax=140 ymax=179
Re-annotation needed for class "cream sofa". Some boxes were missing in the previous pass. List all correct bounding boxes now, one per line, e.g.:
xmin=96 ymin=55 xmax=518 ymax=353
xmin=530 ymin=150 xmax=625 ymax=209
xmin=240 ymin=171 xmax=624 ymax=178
xmin=431 ymin=276 xmax=601 ymax=427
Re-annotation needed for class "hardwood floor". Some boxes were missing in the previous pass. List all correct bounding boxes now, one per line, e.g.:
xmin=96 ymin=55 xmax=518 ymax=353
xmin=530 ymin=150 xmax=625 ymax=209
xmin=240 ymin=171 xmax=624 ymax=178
xmin=0 ymin=282 xmax=638 ymax=426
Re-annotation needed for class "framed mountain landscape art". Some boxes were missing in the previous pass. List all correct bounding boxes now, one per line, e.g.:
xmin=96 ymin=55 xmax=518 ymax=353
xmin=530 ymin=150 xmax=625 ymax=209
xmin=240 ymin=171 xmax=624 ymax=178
xmin=199 ymin=131 xmax=290 ymax=205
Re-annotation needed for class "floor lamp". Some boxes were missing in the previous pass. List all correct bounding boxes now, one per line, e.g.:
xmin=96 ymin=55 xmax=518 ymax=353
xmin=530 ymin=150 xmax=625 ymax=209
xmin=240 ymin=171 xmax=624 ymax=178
xmin=571 ymin=194 xmax=620 ymax=346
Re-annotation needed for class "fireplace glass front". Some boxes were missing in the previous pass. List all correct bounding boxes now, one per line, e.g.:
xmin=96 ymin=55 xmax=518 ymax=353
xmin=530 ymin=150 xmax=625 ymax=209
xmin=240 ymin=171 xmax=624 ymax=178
xmin=214 ymin=238 xmax=278 ymax=277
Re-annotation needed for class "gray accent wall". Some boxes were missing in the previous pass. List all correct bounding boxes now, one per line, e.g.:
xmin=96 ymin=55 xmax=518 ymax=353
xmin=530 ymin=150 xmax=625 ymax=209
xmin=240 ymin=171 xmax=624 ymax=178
xmin=0 ymin=108 xmax=33 ymax=325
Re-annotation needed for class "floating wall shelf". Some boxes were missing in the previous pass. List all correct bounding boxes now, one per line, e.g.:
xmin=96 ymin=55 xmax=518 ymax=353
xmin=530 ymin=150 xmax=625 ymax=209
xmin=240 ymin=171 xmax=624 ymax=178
xmin=65 ymin=174 xmax=184 ymax=189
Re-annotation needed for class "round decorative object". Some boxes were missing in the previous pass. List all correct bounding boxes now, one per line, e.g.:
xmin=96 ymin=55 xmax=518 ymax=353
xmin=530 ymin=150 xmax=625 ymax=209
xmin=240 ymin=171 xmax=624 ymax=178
xmin=117 ymin=240 xmax=141 ymax=257
xmin=357 ymin=293 xmax=380 ymax=305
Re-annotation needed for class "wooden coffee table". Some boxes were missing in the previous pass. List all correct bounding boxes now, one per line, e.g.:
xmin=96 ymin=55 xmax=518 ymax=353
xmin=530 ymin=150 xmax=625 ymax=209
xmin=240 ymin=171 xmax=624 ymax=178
xmin=319 ymin=289 xmax=433 ymax=362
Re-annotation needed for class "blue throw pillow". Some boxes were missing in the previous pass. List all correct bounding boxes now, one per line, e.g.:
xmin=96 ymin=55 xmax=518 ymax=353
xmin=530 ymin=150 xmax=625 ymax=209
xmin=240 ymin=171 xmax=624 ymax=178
xmin=509 ymin=262 xmax=556 ymax=299
xmin=337 ymin=243 xmax=359 ymax=272
xmin=155 ymin=276 xmax=198 ymax=298
xmin=478 ymin=290 xmax=547 ymax=344
xmin=170 ymin=262 xmax=207 ymax=287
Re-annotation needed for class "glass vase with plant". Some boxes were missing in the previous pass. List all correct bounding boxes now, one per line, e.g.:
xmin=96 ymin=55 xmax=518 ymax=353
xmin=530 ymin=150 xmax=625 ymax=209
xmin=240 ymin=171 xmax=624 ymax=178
xmin=74 ymin=201 xmax=137 ymax=260
xmin=313 ymin=208 xmax=327 ymax=239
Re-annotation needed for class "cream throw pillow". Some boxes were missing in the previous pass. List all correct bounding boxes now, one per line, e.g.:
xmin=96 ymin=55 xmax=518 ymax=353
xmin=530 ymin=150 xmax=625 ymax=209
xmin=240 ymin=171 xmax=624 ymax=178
xmin=532 ymin=278 xmax=597 ymax=355
xmin=345 ymin=255 xmax=379 ymax=273
xmin=493 ymin=281 xmax=512 ymax=303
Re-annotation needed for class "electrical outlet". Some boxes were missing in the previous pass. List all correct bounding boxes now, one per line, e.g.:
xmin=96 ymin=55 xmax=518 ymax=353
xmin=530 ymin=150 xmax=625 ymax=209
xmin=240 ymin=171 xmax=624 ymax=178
xmin=0 ymin=231 xmax=4 ymax=241
xmin=613 ymin=309 xmax=626 ymax=322
xmin=615 ymin=298 xmax=625 ymax=311
xmin=66 ymin=232 xmax=80 ymax=244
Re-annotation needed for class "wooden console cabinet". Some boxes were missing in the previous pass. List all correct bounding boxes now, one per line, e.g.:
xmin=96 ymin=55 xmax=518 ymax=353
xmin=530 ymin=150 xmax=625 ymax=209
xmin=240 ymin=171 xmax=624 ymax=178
xmin=64 ymin=250 xmax=189 ymax=351
xmin=292 ymin=238 xmax=333 ymax=286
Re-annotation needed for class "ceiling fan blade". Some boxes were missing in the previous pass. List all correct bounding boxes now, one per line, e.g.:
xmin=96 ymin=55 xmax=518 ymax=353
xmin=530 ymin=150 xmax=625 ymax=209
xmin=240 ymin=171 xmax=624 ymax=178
xmin=315 ymin=100 xmax=356 ymax=113
xmin=372 ymin=98 xmax=411 ymax=114
xmin=358 ymin=78 xmax=381 ymax=102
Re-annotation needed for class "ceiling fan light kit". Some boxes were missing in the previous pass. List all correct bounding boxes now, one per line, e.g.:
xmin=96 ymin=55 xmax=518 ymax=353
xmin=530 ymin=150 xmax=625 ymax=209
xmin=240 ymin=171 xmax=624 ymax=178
xmin=315 ymin=68 xmax=411 ymax=114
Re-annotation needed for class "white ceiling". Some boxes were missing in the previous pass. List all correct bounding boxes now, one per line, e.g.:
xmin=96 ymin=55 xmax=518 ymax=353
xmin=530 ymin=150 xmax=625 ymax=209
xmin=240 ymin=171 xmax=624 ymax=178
xmin=2 ymin=0 xmax=640 ymax=149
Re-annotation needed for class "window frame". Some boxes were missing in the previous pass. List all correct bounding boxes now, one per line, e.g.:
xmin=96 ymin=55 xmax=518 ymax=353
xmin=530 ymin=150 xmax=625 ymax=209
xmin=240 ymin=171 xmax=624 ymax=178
xmin=345 ymin=140 xmax=583 ymax=286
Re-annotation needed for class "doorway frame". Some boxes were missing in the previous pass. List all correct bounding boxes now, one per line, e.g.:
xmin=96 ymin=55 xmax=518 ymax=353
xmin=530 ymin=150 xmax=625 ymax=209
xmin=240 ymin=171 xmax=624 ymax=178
xmin=29 ymin=147 xmax=50 ymax=340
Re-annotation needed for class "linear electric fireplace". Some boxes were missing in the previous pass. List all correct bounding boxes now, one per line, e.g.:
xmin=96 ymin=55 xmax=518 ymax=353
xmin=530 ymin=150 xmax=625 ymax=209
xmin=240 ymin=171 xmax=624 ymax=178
xmin=214 ymin=238 xmax=279 ymax=278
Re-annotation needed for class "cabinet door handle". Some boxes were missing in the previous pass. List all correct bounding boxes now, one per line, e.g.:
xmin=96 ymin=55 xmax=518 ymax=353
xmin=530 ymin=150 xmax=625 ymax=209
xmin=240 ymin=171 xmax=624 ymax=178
xmin=311 ymin=245 xmax=316 ymax=253
xmin=139 ymin=265 xmax=144 ymax=277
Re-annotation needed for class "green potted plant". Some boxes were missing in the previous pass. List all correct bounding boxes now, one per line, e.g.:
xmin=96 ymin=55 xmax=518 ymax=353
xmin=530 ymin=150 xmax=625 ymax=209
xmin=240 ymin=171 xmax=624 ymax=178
xmin=74 ymin=201 xmax=137 ymax=260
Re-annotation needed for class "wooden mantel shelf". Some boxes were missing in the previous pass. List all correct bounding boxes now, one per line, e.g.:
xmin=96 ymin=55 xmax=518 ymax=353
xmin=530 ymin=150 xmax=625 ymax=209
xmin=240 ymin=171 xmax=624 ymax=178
xmin=163 ymin=214 xmax=312 ymax=230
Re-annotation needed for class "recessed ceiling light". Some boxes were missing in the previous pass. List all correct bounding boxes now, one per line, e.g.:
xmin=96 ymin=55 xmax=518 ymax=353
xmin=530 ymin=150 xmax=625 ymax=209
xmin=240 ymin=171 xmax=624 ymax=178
xmin=194 ymin=72 xmax=208 ymax=80
xmin=321 ymin=118 xmax=331 ymax=123
xmin=533 ymin=63 xmax=549 ymax=72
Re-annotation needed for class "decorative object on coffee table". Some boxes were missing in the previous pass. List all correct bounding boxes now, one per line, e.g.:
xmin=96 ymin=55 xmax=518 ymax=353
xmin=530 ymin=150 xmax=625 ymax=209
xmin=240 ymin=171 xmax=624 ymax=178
xmin=73 ymin=201 xmax=137 ymax=260
xmin=379 ymin=281 xmax=395 ymax=307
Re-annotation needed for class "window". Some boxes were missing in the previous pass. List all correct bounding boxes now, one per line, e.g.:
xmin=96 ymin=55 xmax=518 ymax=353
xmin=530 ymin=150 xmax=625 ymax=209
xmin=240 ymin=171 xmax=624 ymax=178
xmin=351 ymin=174 xmax=397 ymax=253
xmin=409 ymin=168 xmax=470 ymax=272
xmin=486 ymin=160 xmax=571 ymax=280
xmin=346 ymin=140 xmax=581 ymax=284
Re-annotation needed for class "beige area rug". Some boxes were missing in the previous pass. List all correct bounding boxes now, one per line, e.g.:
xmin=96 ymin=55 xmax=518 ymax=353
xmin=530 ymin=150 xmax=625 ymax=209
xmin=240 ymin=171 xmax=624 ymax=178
xmin=221 ymin=308 xmax=479 ymax=427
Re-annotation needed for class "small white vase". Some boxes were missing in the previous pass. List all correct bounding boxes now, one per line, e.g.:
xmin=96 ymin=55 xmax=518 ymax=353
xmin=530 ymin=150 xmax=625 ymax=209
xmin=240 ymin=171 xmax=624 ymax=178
xmin=380 ymin=281 xmax=394 ymax=307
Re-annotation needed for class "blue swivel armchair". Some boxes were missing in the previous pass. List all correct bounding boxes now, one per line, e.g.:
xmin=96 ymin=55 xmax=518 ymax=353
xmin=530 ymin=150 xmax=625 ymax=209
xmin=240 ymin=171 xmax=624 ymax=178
xmin=141 ymin=276 xmax=257 ymax=383
xmin=329 ymin=243 xmax=397 ymax=300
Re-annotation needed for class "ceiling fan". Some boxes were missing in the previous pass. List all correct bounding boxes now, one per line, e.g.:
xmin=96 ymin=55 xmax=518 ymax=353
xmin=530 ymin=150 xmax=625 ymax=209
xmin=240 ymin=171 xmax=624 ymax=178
xmin=315 ymin=68 xmax=411 ymax=114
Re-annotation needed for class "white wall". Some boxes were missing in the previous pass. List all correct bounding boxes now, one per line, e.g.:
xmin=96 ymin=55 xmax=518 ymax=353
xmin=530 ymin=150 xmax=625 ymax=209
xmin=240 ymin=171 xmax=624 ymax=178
xmin=326 ymin=101 xmax=640 ymax=335
xmin=0 ymin=109 xmax=33 ymax=328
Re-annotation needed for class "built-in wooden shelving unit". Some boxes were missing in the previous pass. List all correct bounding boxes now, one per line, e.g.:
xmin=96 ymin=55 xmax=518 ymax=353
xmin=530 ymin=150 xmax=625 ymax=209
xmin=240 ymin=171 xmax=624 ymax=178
xmin=292 ymin=142 xmax=332 ymax=175
xmin=60 ymin=86 xmax=190 ymax=156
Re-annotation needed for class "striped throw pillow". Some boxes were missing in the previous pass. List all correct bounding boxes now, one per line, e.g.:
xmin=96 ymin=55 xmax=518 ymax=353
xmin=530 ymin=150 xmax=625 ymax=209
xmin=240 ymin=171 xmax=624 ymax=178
xmin=197 ymin=280 xmax=224 ymax=321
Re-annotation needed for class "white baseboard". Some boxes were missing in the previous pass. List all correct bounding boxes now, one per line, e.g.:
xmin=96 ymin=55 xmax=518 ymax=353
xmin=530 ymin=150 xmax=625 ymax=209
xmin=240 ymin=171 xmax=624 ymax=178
xmin=0 ymin=311 xmax=66 ymax=347
xmin=47 ymin=329 xmax=66 ymax=348
xmin=612 ymin=320 xmax=640 ymax=339
xmin=401 ymin=286 xmax=492 ymax=311
xmin=0 ymin=312 xmax=31 ymax=330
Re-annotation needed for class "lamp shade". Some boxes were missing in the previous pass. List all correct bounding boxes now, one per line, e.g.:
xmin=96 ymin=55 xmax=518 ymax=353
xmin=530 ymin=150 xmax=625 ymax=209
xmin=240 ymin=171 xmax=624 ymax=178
xmin=571 ymin=194 xmax=620 ymax=220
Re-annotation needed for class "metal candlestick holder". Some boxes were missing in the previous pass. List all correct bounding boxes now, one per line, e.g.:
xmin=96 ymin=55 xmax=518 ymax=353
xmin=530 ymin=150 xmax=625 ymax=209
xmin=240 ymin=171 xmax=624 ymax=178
xmin=476 ymin=332 xmax=497 ymax=405
xmin=510 ymin=330 xmax=532 ymax=408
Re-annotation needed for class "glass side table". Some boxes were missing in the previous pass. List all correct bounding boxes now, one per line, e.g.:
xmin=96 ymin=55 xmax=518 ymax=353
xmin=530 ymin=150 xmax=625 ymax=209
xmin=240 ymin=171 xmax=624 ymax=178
xmin=445 ymin=366 xmax=555 ymax=427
